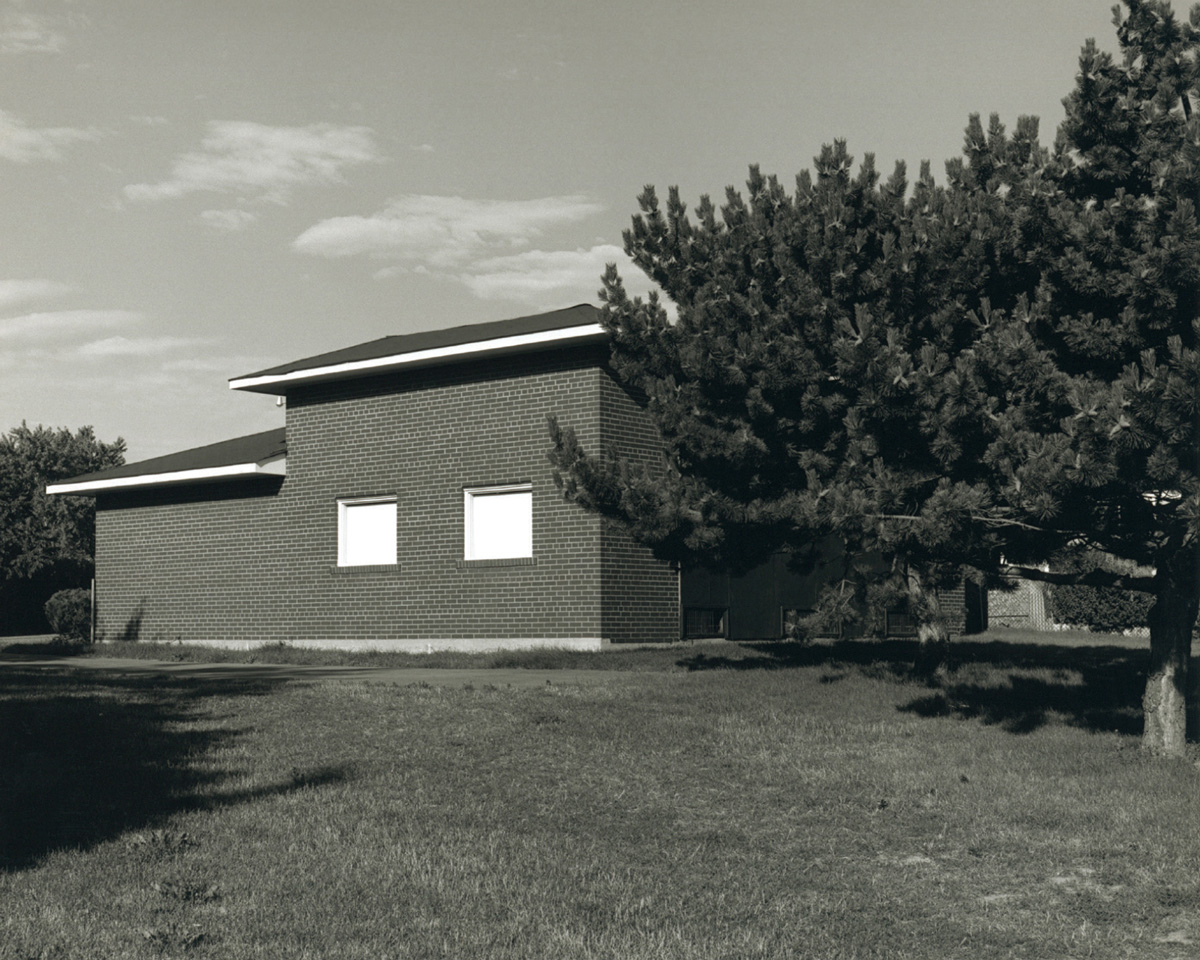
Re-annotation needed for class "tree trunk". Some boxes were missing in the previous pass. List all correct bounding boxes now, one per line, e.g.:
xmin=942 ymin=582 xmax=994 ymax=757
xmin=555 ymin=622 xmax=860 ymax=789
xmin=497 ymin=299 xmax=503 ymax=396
xmin=907 ymin=567 xmax=950 ymax=675
xmin=1142 ymin=550 xmax=1200 ymax=758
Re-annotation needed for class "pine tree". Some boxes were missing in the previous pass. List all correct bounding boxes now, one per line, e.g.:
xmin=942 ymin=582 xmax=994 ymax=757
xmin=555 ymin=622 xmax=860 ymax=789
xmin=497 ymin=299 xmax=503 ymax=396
xmin=551 ymin=135 xmax=1030 ymax=654
xmin=974 ymin=0 xmax=1199 ymax=754
xmin=550 ymin=0 xmax=1198 ymax=754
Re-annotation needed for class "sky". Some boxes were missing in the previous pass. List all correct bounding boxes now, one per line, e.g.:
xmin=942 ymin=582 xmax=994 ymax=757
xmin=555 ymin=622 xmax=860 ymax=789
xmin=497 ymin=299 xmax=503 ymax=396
xmin=1 ymin=0 xmax=1122 ymax=462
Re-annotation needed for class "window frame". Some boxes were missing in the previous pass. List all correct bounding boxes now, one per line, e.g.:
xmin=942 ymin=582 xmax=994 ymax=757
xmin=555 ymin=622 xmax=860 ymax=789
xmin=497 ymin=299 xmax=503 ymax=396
xmin=336 ymin=495 xmax=398 ymax=568
xmin=462 ymin=483 xmax=533 ymax=561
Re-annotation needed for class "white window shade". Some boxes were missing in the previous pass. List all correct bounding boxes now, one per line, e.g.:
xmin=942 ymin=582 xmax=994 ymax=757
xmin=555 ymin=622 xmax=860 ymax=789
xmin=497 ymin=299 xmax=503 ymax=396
xmin=465 ymin=485 xmax=532 ymax=559
xmin=339 ymin=498 xmax=397 ymax=566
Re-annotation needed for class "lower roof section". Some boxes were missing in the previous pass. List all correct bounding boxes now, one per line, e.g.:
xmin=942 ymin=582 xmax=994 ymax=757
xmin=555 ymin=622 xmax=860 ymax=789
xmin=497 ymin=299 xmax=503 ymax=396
xmin=47 ymin=427 xmax=286 ymax=496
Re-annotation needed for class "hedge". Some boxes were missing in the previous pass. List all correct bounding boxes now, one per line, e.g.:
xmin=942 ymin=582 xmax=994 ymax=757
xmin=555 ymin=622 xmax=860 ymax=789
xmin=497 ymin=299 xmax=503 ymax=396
xmin=1046 ymin=582 xmax=1152 ymax=634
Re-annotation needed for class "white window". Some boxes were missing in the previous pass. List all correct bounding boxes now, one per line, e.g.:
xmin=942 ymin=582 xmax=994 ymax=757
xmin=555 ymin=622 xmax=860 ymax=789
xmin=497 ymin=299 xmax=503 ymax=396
xmin=464 ymin=484 xmax=532 ymax=560
xmin=338 ymin=497 xmax=397 ymax=566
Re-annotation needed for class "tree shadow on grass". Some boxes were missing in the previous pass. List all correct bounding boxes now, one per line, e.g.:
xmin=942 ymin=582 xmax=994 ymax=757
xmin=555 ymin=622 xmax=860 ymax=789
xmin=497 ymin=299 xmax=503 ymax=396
xmin=681 ymin=643 xmax=912 ymax=672
xmin=678 ymin=638 xmax=929 ymax=679
xmin=0 ymin=669 xmax=349 ymax=872
xmin=901 ymin=638 xmax=1154 ymax=737
xmin=677 ymin=637 xmax=1150 ymax=736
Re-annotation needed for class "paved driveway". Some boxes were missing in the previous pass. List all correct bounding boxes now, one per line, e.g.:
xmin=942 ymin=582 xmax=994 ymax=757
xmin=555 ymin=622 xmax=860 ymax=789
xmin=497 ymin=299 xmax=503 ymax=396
xmin=0 ymin=651 xmax=625 ymax=689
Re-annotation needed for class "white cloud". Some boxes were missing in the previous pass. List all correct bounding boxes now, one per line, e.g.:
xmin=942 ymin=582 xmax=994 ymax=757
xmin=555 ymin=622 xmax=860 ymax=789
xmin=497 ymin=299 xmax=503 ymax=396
xmin=0 ymin=322 xmax=234 ymax=376
xmin=292 ymin=194 xmax=605 ymax=267
xmin=0 ymin=308 xmax=143 ymax=372
xmin=161 ymin=353 xmax=275 ymax=374
xmin=0 ymin=11 xmax=66 ymax=54
xmin=0 ymin=309 xmax=139 ymax=341
xmin=123 ymin=121 xmax=382 ymax=204
xmin=0 ymin=309 xmax=279 ymax=459
xmin=460 ymin=245 xmax=628 ymax=302
xmin=0 ymin=278 xmax=70 ymax=311
xmin=198 ymin=208 xmax=259 ymax=231
xmin=73 ymin=335 xmax=211 ymax=358
xmin=0 ymin=109 xmax=100 ymax=162
xmin=290 ymin=194 xmax=654 ymax=306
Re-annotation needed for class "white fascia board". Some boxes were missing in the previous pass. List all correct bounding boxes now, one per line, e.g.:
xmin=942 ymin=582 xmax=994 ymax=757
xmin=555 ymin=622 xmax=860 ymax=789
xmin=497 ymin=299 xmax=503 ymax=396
xmin=46 ymin=456 xmax=285 ymax=495
xmin=228 ymin=322 xmax=607 ymax=393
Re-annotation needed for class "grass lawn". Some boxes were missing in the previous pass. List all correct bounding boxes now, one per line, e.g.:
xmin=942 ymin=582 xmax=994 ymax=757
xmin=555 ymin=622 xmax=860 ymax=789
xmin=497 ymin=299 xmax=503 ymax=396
xmin=2 ymin=633 xmax=1198 ymax=958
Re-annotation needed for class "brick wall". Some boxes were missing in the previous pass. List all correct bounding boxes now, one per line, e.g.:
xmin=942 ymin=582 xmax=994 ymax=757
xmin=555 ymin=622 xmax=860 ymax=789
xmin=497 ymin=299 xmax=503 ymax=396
xmin=598 ymin=369 xmax=680 ymax=642
xmin=935 ymin=584 xmax=968 ymax=635
xmin=95 ymin=480 xmax=289 ymax=644
xmin=94 ymin=345 xmax=679 ymax=648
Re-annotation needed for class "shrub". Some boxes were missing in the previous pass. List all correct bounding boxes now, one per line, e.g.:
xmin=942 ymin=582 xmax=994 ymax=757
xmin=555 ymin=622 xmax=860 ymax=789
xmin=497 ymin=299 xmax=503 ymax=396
xmin=44 ymin=588 xmax=92 ymax=643
xmin=1042 ymin=548 xmax=1156 ymax=634
xmin=1046 ymin=583 xmax=1153 ymax=633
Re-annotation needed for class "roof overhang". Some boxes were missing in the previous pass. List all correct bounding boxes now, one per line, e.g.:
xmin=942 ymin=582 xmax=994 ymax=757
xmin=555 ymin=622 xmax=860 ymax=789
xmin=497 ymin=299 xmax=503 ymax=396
xmin=46 ymin=455 xmax=286 ymax=495
xmin=228 ymin=322 xmax=607 ymax=394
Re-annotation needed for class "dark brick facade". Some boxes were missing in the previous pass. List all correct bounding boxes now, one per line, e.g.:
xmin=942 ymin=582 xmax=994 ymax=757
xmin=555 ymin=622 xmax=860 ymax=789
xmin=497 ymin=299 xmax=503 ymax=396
xmin=679 ymin=543 xmax=980 ymax=640
xmin=598 ymin=372 xmax=681 ymax=643
xmin=94 ymin=345 xmax=680 ymax=648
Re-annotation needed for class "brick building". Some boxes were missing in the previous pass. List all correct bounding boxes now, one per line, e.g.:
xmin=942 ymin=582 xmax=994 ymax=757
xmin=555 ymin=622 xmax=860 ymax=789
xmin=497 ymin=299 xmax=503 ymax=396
xmin=50 ymin=303 xmax=979 ymax=649
xmin=50 ymin=305 xmax=679 ymax=650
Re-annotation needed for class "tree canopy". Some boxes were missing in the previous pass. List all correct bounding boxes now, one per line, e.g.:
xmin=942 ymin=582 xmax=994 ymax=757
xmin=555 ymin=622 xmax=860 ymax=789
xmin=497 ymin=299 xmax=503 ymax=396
xmin=0 ymin=423 xmax=125 ymax=625
xmin=550 ymin=0 xmax=1198 ymax=754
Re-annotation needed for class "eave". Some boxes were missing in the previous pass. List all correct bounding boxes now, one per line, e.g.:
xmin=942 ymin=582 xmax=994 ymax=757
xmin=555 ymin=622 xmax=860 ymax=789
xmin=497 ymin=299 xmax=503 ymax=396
xmin=228 ymin=322 xmax=607 ymax=394
xmin=47 ymin=455 xmax=286 ymax=495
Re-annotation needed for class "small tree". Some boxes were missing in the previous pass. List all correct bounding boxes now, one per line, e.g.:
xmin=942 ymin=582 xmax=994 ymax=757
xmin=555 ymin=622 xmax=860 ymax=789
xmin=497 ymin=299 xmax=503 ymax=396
xmin=0 ymin=423 xmax=125 ymax=632
xmin=551 ymin=1 xmax=1198 ymax=754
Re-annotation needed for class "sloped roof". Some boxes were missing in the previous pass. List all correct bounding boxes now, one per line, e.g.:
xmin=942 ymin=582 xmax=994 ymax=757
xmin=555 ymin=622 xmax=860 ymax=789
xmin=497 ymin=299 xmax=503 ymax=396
xmin=47 ymin=427 xmax=286 ymax=495
xmin=229 ymin=303 xmax=605 ymax=394
xmin=49 ymin=305 xmax=607 ymax=494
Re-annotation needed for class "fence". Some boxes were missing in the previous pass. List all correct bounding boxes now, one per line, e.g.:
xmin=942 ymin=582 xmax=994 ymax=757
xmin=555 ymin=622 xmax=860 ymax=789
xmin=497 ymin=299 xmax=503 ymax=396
xmin=987 ymin=576 xmax=1055 ymax=631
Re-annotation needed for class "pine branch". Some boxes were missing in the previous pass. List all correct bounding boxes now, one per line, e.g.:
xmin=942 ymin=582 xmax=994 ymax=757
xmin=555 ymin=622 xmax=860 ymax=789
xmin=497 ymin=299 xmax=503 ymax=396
xmin=996 ymin=563 xmax=1154 ymax=593
xmin=968 ymin=514 xmax=1051 ymax=533
xmin=861 ymin=513 xmax=1052 ymax=534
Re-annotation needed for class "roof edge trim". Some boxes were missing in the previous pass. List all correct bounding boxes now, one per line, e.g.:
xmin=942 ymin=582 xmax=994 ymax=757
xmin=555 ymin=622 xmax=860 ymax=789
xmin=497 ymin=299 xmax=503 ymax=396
xmin=47 ymin=456 xmax=286 ymax=495
xmin=228 ymin=322 xmax=606 ymax=393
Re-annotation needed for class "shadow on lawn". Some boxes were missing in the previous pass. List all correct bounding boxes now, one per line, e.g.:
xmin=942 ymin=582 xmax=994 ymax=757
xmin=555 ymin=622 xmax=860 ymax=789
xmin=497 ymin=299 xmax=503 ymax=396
xmin=678 ymin=637 xmax=1151 ymax=737
xmin=0 ymin=669 xmax=348 ymax=872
